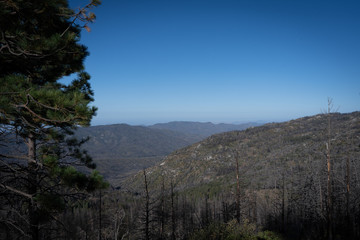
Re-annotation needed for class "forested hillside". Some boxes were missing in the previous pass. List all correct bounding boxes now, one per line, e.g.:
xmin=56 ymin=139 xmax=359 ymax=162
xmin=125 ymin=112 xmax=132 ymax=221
xmin=121 ymin=111 xmax=360 ymax=239
xmin=75 ymin=123 xmax=199 ymax=182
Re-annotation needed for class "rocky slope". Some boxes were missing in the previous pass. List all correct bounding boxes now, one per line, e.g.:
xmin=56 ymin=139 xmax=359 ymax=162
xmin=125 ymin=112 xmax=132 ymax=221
xmin=123 ymin=112 xmax=360 ymax=194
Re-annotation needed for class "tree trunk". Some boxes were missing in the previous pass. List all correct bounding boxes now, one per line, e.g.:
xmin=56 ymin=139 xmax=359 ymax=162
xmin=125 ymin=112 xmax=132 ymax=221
xmin=159 ymin=176 xmax=165 ymax=240
xmin=346 ymin=157 xmax=351 ymax=238
xmin=281 ymin=171 xmax=285 ymax=233
xmin=28 ymin=133 xmax=39 ymax=240
xmin=171 ymin=180 xmax=176 ymax=240
xmin=252 ymin=192 xmax=257 ymax=227
xmin=326 ymin=99 xmax=333 ymax=240
xmin=235 ymin=151 xmax=241 ymax=224
xmin=143 ymin=170 xmax=150 ymax=240
xmin=318 ymin=173 xmax=323 ymax=215
xmin=99 ymin=190 xmax=102 ymax=240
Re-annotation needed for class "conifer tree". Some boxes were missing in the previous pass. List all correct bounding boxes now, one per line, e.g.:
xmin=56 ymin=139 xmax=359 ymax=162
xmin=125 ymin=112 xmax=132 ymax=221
xmin=0 ymin=0 xmax=107 ymax=239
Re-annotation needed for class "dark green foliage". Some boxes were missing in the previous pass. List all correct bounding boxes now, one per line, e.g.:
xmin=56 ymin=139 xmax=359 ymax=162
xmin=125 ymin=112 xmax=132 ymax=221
xmin=35 ymin=193 xmax=65 ymax=213
xmin=0 ymin=0 xmax=105 ymax=238
xmin=0 ymin=0 xmax=100 ymax=84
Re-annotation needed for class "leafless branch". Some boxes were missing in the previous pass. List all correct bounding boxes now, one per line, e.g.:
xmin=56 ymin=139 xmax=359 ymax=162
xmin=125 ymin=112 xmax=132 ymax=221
xmin=0 ymin=183 xmax=33 ymax=199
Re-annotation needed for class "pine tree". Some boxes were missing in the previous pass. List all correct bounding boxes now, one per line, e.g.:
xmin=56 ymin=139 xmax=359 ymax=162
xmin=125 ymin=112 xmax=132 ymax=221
xmin=0 ymin=0 xmax=107 ymax=239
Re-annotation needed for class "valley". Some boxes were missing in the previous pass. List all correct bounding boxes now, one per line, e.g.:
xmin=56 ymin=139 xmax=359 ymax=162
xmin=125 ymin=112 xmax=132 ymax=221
xmin=76 ymin=121 xmax=260 ymax=184
xmin=2 ymin=113 xmax=359 ymax=239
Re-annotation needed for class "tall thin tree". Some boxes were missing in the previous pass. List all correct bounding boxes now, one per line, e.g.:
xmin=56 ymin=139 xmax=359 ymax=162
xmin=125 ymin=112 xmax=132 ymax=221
xmin=0 ymin=1 xmax=107 ymax=238
xmin=235 ymin=151 xmax=241 ymax=223
xmin=325 ymin=98 xmax=334 ymax=240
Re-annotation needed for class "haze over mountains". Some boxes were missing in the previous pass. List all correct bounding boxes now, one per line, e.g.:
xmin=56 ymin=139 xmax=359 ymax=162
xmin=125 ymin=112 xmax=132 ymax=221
xmin=76 ymin=121 xmax=260 ymax=183
xmin=149 ymin=121 xmax=261 ymax=137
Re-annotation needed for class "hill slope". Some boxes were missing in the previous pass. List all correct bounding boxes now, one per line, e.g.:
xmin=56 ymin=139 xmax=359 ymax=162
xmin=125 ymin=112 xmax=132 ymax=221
xmin=75 ymin=124 xmax=200 ymax=182
xmin=76 ymin=121 xmax=260 ymax=183
xmin=120 ymin=112 xmax=360 ymax=240
xmin=123 ymin=112 xmax=360 ymax=194
xmin=76 ymin=124 xmax=198 ymax=159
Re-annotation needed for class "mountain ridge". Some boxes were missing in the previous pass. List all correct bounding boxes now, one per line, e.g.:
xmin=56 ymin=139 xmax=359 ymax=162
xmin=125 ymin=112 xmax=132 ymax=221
xmin=122 ymin=112 xmax=360 ymax=194
xmin=149 ymin=121 xmax=261 ymax=137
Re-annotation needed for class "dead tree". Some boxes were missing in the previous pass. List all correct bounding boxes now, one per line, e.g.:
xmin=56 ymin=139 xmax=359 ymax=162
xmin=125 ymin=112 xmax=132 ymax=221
xmin=143 ymin=170 xmax=151 ymax=240
xmin=235 ymin=151 xmax=241 ymax=224
xmin=325 ymin=98 xmax=335 ymax=240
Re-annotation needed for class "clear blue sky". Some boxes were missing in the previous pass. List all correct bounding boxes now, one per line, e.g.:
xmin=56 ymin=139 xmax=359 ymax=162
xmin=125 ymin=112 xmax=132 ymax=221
xmin=69 ymin=0 xmax=360 ymax=126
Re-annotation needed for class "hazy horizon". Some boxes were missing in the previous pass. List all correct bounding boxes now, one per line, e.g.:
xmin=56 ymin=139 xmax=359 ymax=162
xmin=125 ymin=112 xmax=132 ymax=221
xmin=90 ymin=118 xmax=268 ymax=127
xmin=89 ymin=110 xmax=358 ymax=126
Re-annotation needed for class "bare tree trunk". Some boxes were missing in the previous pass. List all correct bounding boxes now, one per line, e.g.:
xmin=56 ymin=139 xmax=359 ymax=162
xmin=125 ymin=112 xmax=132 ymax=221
xmin=252 ymin=192 xmax=257 ymax=227
xmin=235 ymin=151 xmax=241 ymax=224
xmin=281 ymin=171 xmax=285 ymax=233
xmin=171 ymin=180 xmax=176 ymax=240
xmin=318 ymin=173 xmax=323 ymax=215
xmin=346 ymin=157 xmax=351 ymax=238
xmin=222 ymin=200 xmax=228 ymax=223
xmin=159 ymin=176 xmax=165 ymax=240
xmin=181 ymin=195 xmax=187 ymax=238
xmin=28 ymin=133 xmax=39 ymax=240
xmin=204 ymin=191 xmax=209 ymax=225
xmin=99 ymin=190 xmax=102 ymax=240
xmin=326 ymin=98 xmax=333 ymax=240
xmin=143 ymin=170 xmax=150 ymax=240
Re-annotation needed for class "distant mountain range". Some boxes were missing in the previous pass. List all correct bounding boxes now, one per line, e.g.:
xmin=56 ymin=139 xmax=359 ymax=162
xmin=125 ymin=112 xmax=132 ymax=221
xmin=149 ymin=121 xmax=261 ymax=138
xmin=76 ymin=121 xmax=261 ymax=183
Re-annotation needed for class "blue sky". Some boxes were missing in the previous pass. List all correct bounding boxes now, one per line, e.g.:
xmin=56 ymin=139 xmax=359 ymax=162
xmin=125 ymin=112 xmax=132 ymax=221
xmin=69 ymin=0 xmax=360 ymax=125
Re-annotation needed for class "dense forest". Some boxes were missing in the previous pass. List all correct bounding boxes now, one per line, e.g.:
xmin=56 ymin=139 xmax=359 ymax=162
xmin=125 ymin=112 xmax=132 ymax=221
xmin=1 ymin=1 xmax=359 ymax=240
